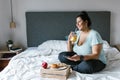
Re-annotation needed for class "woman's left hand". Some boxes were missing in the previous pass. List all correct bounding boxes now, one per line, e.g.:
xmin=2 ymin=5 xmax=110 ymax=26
xmin=67 ymin=54 xmax=80 ymax=61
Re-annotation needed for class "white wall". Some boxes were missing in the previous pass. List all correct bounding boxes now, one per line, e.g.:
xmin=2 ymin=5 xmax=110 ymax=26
xmin=1 ymin=0 xmax=120 ymax=48
xmin=0 ymin=0 xmax=11 ymax=48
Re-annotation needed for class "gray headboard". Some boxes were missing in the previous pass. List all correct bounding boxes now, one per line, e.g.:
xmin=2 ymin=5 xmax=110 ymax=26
xmin=26 ymin=11 xmax=110 ymax=47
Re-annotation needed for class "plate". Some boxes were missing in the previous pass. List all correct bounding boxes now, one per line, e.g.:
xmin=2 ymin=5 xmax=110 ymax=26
xmin=50 ymin=66 xmax=68 ymax=70
xmin=57 ymin=66 xmax=68 ymax=70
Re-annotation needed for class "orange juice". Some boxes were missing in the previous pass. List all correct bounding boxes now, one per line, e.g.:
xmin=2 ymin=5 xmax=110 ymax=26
xmin=70 ymin=35 xmax=77 ymax=42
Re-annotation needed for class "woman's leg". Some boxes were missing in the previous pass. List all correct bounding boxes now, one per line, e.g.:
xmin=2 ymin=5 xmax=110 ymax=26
xmin=58 ymin=52 xmax=80 ymax=65
xmin=72 ymin=59 xmax=106 ymax=74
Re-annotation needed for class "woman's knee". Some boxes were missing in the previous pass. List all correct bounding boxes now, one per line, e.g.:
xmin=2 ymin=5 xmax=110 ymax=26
xmin=58 ymin=52 xmax=67 ymax=62
xmin=58 ymin=52 xmax=75 ymax=63
xmin=73 ymin=61 xmax=94 ymax=74
xmin=58 ymin=51 xmax=74 ymax=59
xmin=58 ymin=52 xmax=66 ymax=58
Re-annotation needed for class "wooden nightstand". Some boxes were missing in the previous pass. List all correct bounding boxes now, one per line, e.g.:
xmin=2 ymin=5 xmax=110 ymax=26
xmin=0 ymin=49 xmax=22 ymax=71
xmin=113 ymin=45 xmax=120 ymax=52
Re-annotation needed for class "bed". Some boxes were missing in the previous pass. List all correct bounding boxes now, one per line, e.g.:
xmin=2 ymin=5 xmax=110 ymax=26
xmin=1 ymin=11 xmax=120 ymax=80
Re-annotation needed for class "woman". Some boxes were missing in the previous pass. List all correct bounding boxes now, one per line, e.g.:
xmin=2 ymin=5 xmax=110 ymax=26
xmin=58 ymin=11 xmax=106 ymax=74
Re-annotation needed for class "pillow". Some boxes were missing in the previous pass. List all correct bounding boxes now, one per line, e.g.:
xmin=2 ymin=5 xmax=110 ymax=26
xmin=37 ymin=40 xmax=67 ymax=51
xmin=104 ymin=47 xmax=120 ymax=66
xmin=102 ymin=40 xmax=111 ymax=49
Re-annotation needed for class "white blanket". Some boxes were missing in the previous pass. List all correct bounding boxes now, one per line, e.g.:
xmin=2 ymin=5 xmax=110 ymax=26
xmin=0 ymin=47 xmax=120 ymax=80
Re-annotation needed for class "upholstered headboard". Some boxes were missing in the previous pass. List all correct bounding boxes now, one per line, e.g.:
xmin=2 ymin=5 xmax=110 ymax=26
xmin=26 ymin=11 xmax=110 ymax=47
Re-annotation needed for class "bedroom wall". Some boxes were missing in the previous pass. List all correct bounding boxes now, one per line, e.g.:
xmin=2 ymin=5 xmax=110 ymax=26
xmin=0 ymin=0 xmax=120 ymax=48
xmin=0 ymin=0 xmax=11 ymax=48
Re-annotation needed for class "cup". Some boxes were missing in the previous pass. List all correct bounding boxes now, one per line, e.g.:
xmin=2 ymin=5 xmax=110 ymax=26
xmin=70 ymin=32 xmax=77 ymax=42
xmin=7 ymin=44 xmax=13 ymax=51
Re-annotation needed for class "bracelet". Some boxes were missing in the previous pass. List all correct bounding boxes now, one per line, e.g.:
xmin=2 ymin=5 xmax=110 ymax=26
xmin=80 ymin=55 xmax=84 ymax=61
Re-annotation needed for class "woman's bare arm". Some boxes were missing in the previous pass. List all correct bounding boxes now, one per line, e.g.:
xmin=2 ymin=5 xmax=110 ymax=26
xmin=67 ymin=40 xmax=73 ymax=52
xmin=83 ymin=44 xmax=102 ymax=60
xmin=67 ymin=32 xmax=74 ymax=52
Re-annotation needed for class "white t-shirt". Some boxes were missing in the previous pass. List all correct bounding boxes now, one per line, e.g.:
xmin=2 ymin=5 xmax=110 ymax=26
xmin=73 ymin=29 xmax=106 ymax=64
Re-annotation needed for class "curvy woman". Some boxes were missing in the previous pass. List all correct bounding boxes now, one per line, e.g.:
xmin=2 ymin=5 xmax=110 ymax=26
xmin=58 ymin=11 xmax=106 ymax=74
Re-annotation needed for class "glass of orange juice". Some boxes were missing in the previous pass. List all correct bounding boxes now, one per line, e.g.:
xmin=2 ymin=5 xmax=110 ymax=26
xmin=70 ymin=32 xmax=77 ymax=42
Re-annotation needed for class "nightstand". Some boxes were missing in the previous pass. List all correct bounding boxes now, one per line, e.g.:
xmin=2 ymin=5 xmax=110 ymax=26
xmin=113 ymin=45 xmax=120 ymax=52
xmin=0 ymin=49 xmax=22 ymax=71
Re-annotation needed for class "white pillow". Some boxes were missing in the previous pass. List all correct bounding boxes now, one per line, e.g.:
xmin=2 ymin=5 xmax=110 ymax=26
xmin=102 ymin=40 xmax=111 ymax=49
xmin=37 ymin=40 xmax=67 ymax=51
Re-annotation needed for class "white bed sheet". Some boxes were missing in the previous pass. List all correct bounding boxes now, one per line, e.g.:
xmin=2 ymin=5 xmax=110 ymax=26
xmin=0 ymin=47 xmax=120 ymax=80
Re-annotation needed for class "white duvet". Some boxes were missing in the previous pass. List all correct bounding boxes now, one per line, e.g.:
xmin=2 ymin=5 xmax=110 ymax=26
xmin=0 ymin=40 xmax=120 ymax=80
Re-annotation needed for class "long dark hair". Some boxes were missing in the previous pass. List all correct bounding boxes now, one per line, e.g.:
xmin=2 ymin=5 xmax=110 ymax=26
xmin=76 ymin=11 xmax=92 ymax=28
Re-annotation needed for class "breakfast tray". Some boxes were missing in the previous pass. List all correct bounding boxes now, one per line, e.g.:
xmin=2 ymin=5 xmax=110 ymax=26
xmin=40 ymin=65 xmax=70 ymax=80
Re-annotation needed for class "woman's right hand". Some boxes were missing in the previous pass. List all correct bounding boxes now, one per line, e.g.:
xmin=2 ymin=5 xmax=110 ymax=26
xmin=68 ymin=31 xmax=77 ymax=44
xmin=68 ymin=32 xmax=74 ymax=42
xmin=67 ymin=32 xmax=74 ymax=51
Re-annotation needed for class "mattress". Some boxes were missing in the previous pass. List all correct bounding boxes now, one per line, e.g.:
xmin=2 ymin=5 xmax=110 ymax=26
xmin=0 ymin=40 xmax=120 ymax=80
